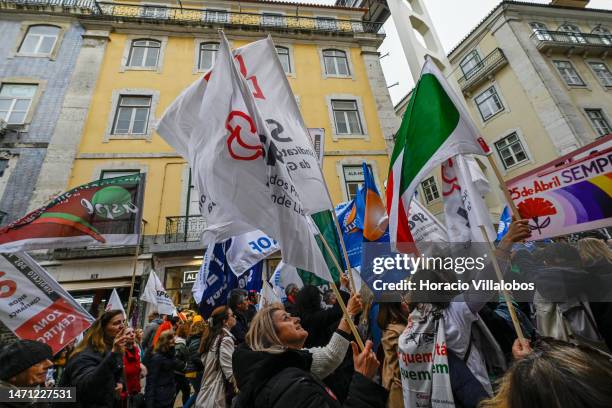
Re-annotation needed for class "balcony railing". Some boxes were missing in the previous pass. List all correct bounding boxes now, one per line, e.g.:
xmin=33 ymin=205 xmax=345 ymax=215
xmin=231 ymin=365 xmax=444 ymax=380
xmin=0 ymin=0 xmax=384 ymax=35
xmin=531 ymin=30 xmax=612 ymax=54
xmin=165 ymin=215 xmax=205 ymax=243
xmin=457 ymin=48 xmax=508 ymax=93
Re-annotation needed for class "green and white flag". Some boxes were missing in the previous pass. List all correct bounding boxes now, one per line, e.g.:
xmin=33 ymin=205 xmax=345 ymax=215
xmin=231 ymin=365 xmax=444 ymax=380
xmin=386 ymin=58 xmax=489 ymax=249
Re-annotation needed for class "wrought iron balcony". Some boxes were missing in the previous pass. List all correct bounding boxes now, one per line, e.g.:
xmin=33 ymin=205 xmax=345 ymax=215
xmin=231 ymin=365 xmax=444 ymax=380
xmin=531 ymin=30 xmax=612 ymax=55
xmin=457 ymin=48 xmax=508 ymax=94
xmin=0 ymin=0 xmax=384 ymax=35
xmin=165 ymin=215 xmax=205 ymax=243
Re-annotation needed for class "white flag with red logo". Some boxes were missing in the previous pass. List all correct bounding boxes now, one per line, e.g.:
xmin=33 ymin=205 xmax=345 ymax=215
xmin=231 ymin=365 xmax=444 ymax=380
xmin=105 ymin=288 xmax=126 ymax=316
xmin=158 ymin=33 xmax=332 ymax=282
xmin=441 ymin=155 xmax=495 ymax=242
xmin=0 ymin=252 xmax=95 ymax=354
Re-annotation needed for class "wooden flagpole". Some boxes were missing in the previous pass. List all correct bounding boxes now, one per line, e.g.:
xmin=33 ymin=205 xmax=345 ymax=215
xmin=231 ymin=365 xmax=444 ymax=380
xmin=126 ymin=220 xmax=145 ymax=319
xmin=318 ymin=232 xmax=365 ymax=351
xmin=479 ymin=225 xmax=525 ymax=340
xmin=329 ymin=209 xmax=357 ymax=293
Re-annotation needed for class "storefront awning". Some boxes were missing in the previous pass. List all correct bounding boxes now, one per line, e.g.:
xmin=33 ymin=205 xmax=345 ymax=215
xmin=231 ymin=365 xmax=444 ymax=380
xmin=62 ymin=279 xmax=133 ymax=292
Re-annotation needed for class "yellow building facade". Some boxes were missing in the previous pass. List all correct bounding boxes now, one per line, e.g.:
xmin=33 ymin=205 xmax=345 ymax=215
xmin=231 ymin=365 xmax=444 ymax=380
xmin=34 ymin=0 xmax=397 ymax=312
xmin=396 ymin=1 xmax=611 ymax=223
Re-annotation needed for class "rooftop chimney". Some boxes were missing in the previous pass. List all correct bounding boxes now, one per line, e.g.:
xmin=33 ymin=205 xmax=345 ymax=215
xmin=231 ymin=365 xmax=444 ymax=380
xmin=550 ymin=0 xmax=590 ymax=8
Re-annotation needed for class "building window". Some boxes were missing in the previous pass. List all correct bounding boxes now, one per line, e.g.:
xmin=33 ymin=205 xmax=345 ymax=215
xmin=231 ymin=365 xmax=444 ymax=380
xmin=529 ymin=22 xmax=552 ymax=41
xmin=127 ymin=39 xmax=161 ymax=68
xmin=558 ymin=24 xmax=586 ymax=44
xmin=495 ymin=133 xmax=529 ymax=169
xmin=100 ymin=169 xmax=140 ymax=180
xmin=585 ymin=109 xmax=611 ymax=137
xmin=262 ymin=13 xmax=286 ymax=27
xmin=591 ymin=26 xmax=611 ymax=45
xmin=18 ymin=25 xmax=60 ymax=55
xmin=553 ymin=60 xmax=585 ymax=86
xmin=141 ymin=5 xmax=168 ymax=19
xmin=589 ymin=62 xmax=612 ymax=87
xmin=198 ymin=42 xmax=219 ymax=71
xmin=460 ymin=50 xmax=482 ymax=79
xmin=0 ymin=83 xmax=37 ymax=125
xmin=323 ymin=49 xmax=350 ymax=76
xmin=0 ymin=159 xmax=8 ymax=178
xmin=421 ymin=177 xmax=440 ymax=203
xmin=275 ymin=46 xmax=291 ymax=74
xmin=203 ymin=9 xmax=229 ymax=24
xmin=316 ymin=17 xmax=338 ymax=31
xmin=112 ymin=95 xmax=151 ymax=135
xmin=342 ymin=164 xmax=372 ymax=200
xmin=331 ymin=100 xmax=363 ymax=135
xmin=475 ymin=86 xmax=504 ymax=121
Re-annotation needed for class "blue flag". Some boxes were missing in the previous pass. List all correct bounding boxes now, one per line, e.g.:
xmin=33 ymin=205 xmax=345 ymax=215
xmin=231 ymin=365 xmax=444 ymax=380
xmin=355 ymin=163 xmax=389 ymax=243
xmin=336 ymin=200 xmax=363 ymax=267
xmin=496 ymin=206 xmax=512 ymax=241
xmin=196 ymin=240 xmax=263 ymax=317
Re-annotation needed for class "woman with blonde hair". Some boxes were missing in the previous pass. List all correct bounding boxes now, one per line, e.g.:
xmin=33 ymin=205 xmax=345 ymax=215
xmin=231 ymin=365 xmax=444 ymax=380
xmin=57 ymin=310 xmax=131 ymax=408
xmin=145 ymin=330 xmax=183 ymax=408
xmin=232 ymin=301 xmax=387 ymax=408
xmin=481 ymin=338 xmax=612 ymax=408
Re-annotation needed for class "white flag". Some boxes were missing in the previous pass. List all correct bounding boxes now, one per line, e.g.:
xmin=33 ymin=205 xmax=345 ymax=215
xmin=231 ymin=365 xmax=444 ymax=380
xmin=159 ymin=33 xmax=332 ymax=282
xmin=408 ymin=199 xmax=449 ymax=243
xmin=226 ymin=230 xmax=279 ymax=276
xmin=258 ymin=281 xmax=282 ymax=310
xmin=270 ymin=261 xmax=304 ymax=296
xmin=157 ymin=36 xmax=332 ymax=216
xmin=442 ymin=155 xmax=495 ymax=242
xmin=141 ymin=270 xmax=176 ymax=315
xmin=105 ymin=289 xmax=126 ymax=316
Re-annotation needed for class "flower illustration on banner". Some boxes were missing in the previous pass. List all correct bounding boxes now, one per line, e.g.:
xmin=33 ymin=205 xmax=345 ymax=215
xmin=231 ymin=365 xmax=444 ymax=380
xmin=517 ymin=198 xmax=557 ymax=234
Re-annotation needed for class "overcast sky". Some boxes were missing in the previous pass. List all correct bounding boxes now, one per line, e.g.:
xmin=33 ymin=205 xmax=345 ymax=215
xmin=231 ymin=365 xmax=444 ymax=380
xmin=304 ymin=0 xmax=611 ymax=105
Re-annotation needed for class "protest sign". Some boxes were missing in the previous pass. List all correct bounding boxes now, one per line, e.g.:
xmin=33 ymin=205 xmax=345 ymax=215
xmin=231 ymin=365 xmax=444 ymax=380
xmin=0 ymin=174 xmax=146 ymax=252
xmin=506 ymin=135 xmax=612 ymax=240
xmin=0 ymin=253 xmax=94 ymax=354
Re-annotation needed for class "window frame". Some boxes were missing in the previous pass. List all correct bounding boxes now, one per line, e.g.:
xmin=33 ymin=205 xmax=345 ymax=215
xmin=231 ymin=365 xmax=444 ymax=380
xmin=459 ymin=49 xmax=482 ymax=79
xmin=99 ymin=169 xmax=141 ymax=180
xmin=529 ymin=22 xmax=552 ymax=41
xmin=584 ymin=109 xmax=612 ymax=138
xmin=341 ymin=164 xmax=373 ymax=201
xmin=0 ymin=81 xmax=44 ymax=127
xmin=17 ymin=25 xmax=61 ymax=56
xmin=494 ymin=132 xmax=530 ymax=170
xmin=127 ymin=39 xmax=161 ymax=69
xmin=198 ymin=42 xmax=220 ymax=72
xmin=553 ymin=60 xmax=586 ymax=87
xmin=474 ymin=85 xmax=505 ymax=122
xmin=0 ymin=83 xmax=38 ymax=125
xmin=275 ymin=45 xmax=292 ymax=75
xmin=420 ymin=176 xmax=440 ymax=204
xmin=326 ymin=94 xmax=368 ymax=140
xmin=105 ymin=89 xmax=160 ymax=141
xmin=321 ymin=48 xmax=351 ymax=78
xmin=331 ymin=99 xmax=363 ymax=136
xmin=120 ymin=35 xmax=167 ymax=73
xmin=111 ymin=95 xmax=152 ymax=136
xmin=591 ymin=26 xmax=612 ymax=45
xmin=587 ymin=61 xmax=612 ymax=88
xmin=558 ymin=23 xmax=586 ymax=44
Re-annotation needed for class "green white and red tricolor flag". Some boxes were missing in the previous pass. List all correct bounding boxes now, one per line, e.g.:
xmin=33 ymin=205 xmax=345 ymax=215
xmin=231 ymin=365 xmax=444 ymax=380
xmin=386 ymin=58 xmax=490 ymax=251
xmin=0 ymin=174 xmax=146 ymax=252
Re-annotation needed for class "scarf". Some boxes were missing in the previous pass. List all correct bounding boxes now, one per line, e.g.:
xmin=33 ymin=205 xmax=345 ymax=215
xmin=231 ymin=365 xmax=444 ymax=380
xmin=398 ymin=304 xmax=454 ymax=408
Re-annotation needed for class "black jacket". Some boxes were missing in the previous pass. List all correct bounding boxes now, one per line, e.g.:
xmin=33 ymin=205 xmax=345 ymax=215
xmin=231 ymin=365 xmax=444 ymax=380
xmin=184 ymin=336 xmax=203 ymax=373
xmin=232 ymin=343 xmax=387 ymax=408
xmin=55 ymin=348 xmax=123 ymax=408
xmin=299 ymin=291 xmax=350 ymax=348
xmin=144 ymin=350 xmax=182 ymax=408
xmin=231 ymin=310 xmax=249 ymax=345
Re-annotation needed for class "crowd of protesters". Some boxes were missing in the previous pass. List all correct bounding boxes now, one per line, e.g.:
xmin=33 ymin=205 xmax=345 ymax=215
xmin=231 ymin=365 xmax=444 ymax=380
xmin=1 ymin=222 xmax=612 ymax=408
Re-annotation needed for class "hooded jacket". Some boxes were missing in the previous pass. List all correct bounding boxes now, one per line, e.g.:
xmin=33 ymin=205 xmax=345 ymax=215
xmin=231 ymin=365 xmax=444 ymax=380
xmin=232 ymin=343 xmax=387 ymax=408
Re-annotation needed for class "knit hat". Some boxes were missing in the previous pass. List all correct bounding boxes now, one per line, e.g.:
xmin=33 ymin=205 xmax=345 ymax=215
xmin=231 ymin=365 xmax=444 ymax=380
xmin=0 ymin=340 xmax=53 ymax=380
